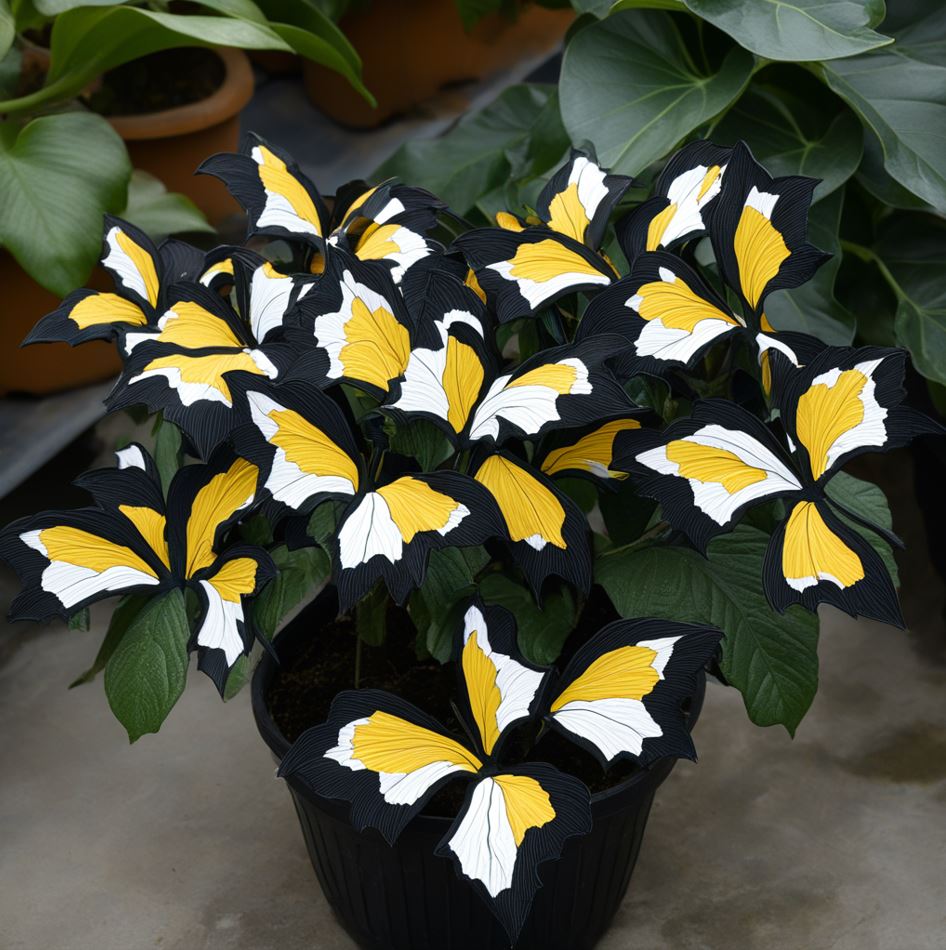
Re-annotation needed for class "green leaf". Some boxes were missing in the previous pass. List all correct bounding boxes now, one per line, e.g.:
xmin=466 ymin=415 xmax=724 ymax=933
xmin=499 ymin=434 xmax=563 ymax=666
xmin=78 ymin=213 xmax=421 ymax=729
xmin=600 ymin=480 xmax=657 ymax=545
xmin=354 ymin=582 xmax=388 ymax=646
xmin=223 ymin=654 xmax=250 ymax=701
xmin=33 ymin=0 xmax=127 ymax=13
xmin=0 ymin=0 xmax=14 ymax=60
xmin=821 ymin=10 xmax=946 ymax=212
xmin=713 ymin=91 xmax=862 ymax=202
xmin=0 ymin=7 xmax=292 ymax=112
xmin=413 ymin=548 xmax=480 ymax=661
xmin=0 ymin=112 xmax=131 ymax=295
xmin=70 ymin=593 xmax=151 ymax=688
xmin=254 ymin=0 xmax=372 ymax=103
xmin=104 ymin=589 xmax=190 ymax=742
xmin=825 ymin=471 xmax=899 ymax=586
xmin=453 ymin=0 xmax=504 ymax=30
xmin=559 ymin=10 xmax=754 ymax=177
xmin=375 ymin=84 xmax=561 ymax=215
xmin=119 ymin=170 xmax=214 ymax=237
xmin=765 ymin=187 xmax=855 ymax=344
xmin=68 ymin=606 xmax=91 ymax=632
xmin=681 ymin=0 xmax=891 ymax=62
xmin=385 ymin=417 xmax=454 ymax=471
xmin=253 ymin=545 xmax=330 ymax=640
xmin=306 ymin=500 xmax=339 ymax=548
xmin=874 ymin=214 xmax=946 ymax=385
xmin=856 ymin=132 xmax=934 ymax=211
xmin=596 ymin=526 xmax=820 ymax=734
xmin=153 ymin=416 xmax=182 ymax=496
xmin=478 ymin=573 xmax=577 ymax=666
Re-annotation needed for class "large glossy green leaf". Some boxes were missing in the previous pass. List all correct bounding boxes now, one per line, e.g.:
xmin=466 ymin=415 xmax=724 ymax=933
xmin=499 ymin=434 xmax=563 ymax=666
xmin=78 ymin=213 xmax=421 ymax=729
xmin=821 ymin=8 xmax=946 ymax=212
xmin=712 ymin=90 xmax=862 ymax=201
xmin=825 ymin=471 xmax=899 ymax=585
xmin=765 ymin=187 xmax=855 ymax=344
xmin=0 ymin=112 xmax=130 ymax=295
xmin=856 ymin=132 xmax=935 ymax=211
xmin=874 ymin=214 xmax=946 ymax=385
xmin=375 ymin=84 xmax=566 ymax=215
xmin=596 ymin=526 xmax=820 ymax=734
xmin=104 ymin=588 xmax=190 ymax=742
xmin=33 ymin=0 xmax=129 ymax=13
xmin=0 ymin=7 xmax=291 ymax=112
xmin=120 ymin=170 xmax=214 ymax=238
xmin=680 ymin=0 xmax=891 ymax=62
xmin=559 ymin=10 xmax=754 ymax=177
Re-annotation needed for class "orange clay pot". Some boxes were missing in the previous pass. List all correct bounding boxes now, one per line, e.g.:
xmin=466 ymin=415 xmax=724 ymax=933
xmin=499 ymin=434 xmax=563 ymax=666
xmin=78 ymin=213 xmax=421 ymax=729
xmin=107 ymin=47 xmax=255 ymax=224
xmin=304 ymin=1 xmax=574 ymax=128
xmin=0 ymin=255 xmax=119 ymax=397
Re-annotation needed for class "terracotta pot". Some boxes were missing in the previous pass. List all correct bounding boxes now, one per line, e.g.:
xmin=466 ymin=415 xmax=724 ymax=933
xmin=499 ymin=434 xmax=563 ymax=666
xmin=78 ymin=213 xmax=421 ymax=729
xmin=107 ymin=47 xmax=255 ymax=223
xmin=0 ymin=254 xmax=120 ymax=397
xmin=304 ymin=2 xmax=573 ymax=128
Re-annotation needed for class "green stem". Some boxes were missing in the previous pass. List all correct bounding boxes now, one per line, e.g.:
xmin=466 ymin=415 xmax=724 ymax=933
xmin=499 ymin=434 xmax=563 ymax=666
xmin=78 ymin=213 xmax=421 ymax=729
xmin=598 ymin=521 xmax=669 ymax=559
xmin=840 ymin=240 xmax=906 ymax=302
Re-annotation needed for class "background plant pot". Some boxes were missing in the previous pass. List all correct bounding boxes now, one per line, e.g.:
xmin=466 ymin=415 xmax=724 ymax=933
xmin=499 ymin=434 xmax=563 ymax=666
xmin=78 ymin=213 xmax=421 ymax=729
xmin=106 ymin=47 xmax=254 ymax=223
xmin=0 ymin=254 xmax=119 ymax=396
xmin=303 ymin=1 xmax=573 ymax=128
xmin=252 ymin=590 xmax=705 ymax=950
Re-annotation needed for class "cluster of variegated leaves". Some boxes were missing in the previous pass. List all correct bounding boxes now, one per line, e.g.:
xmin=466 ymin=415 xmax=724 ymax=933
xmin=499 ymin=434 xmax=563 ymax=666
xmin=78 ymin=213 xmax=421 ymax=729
xmin=0 ymin=131 xmax=938 ymax=740
xmin=279 ymin=597 xmax=721 ymax=940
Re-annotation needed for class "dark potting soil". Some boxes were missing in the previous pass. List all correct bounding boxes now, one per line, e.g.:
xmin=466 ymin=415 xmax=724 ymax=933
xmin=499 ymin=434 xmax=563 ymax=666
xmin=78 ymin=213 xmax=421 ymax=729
xmin=84 ymin=47 xmax=225 ymax=116
xmin=265 ymin=588 xmax=660 ymax=815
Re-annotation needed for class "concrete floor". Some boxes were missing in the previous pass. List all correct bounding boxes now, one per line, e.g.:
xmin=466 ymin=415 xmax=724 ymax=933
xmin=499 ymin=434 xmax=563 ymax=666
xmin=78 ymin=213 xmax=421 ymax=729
xmin=1 ymin=440 xmax=944 ymax=950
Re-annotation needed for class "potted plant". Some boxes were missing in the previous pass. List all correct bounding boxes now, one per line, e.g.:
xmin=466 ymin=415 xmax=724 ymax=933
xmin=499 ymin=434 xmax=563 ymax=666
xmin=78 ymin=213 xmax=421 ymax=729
xmin=303 ymin=0 xmax=574 ymax=127
xmin=0 ymin=0 xmax=369 ymax=394
xmin=2 ymin=133 xmax=940 ymax=948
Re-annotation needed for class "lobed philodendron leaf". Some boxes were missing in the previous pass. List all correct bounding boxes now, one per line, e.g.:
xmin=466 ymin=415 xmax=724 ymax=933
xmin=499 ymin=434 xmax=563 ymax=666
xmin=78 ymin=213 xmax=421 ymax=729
xmin=764 ymin=187 xmax=856 ymax=345
xmin=104 ymin=589 xmax=190 ymax=743
xmin=0 ymin=112 xmax=131 ymax=295
xmin=821 ymin=7 xmax=946 ymax=212
xmin=559 ymin=10 xmax=754 ymax=177
xmin=376 ymin=84 xmax=567 ymax=216
xmin=875 ymin=214 xmax=946 ymax=386
xmin=596 ymin=525 xmax=820 ymax=735
xmin=678 ymin=0 xmax=892 ymax=62
xmin=712 ymin=91 xmax=863 ymax=202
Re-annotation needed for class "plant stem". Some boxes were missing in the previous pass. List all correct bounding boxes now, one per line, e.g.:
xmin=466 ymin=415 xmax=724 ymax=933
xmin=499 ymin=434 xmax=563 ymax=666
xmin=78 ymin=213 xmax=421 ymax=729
xmin=598 ymin=521 xmax=669 ymax=559
xmin=840 ymin=240 xmax=906 ymax=302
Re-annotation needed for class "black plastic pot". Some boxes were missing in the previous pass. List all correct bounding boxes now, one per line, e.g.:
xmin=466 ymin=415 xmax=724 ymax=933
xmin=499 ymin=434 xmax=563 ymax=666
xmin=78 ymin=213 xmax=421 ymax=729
xmin=252 ymin=591 xmax=706 ymax=950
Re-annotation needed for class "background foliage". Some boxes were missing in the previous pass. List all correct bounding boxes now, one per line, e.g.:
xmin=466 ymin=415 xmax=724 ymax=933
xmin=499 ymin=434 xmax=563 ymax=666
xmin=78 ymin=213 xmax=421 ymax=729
xmin=379 ymin=0 xmax=946 ymax=404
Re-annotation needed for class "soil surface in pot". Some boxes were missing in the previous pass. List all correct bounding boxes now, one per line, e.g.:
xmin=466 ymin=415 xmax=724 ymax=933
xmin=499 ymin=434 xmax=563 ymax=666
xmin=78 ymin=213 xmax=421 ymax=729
xmin=84 ymin=48 xmax=224 ymax=116
xmin=265 ymin=586 xmax=669 ymax=814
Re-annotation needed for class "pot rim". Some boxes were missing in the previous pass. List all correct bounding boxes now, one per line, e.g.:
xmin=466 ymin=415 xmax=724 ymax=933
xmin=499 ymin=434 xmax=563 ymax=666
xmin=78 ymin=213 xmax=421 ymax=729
xmin=106 ymin=46 xmax=254 ymax=140
xmin=251 ymin=588 xmax=707 ymax=826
